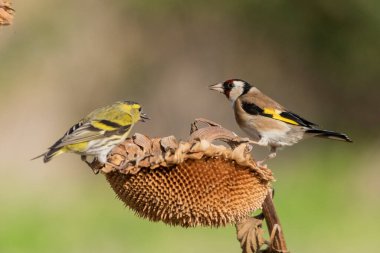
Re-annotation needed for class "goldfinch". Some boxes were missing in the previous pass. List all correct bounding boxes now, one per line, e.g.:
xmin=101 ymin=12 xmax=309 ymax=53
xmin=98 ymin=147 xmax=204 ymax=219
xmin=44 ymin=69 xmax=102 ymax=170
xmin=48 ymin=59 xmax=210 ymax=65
xmin=210 ymin=79 xmax=352 ymax=163
xmin=33 ymin=100 xmax=148 ymax=164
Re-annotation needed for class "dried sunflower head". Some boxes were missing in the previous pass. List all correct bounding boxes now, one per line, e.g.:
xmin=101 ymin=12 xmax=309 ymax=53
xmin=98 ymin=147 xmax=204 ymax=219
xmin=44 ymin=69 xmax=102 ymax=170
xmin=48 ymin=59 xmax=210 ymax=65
xmin=91 ymin=118 xmax=274 ymax=227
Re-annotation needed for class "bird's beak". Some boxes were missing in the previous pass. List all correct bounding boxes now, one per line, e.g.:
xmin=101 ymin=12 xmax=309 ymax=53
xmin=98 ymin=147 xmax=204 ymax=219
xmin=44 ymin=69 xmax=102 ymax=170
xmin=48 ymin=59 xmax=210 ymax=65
xmin=209 ymin=82 xmax=224 ymax=93
xmin=140 ymin=112 xmax=150 ymax=122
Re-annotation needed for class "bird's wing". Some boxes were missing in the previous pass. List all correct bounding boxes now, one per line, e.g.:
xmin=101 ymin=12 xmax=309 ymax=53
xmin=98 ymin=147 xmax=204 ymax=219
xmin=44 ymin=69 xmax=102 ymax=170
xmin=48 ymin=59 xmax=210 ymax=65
xmin=277 ymin=111 xmax=318 ymax=127
xmin=52 ymin=119 xmax=127 ymax=148
xmin=240 ymin=93 xmax=318 ymax=127
xmin=241 ymin=90 xmax=285 ymax=110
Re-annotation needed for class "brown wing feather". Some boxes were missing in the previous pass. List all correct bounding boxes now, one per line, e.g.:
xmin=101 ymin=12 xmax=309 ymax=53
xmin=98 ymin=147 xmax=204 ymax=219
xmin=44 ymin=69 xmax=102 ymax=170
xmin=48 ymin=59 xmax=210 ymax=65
xmin=240 ymin=88 xmax=285 ymax=111
xmin=52 ymin=122 xmax=104 ymax=148
xmin=240 ymin=88 xmax=317 ymax=127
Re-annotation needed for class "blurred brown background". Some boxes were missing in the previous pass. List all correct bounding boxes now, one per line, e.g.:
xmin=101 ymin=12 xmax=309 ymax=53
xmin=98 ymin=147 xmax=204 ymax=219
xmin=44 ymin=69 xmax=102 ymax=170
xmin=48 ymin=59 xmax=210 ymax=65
xmin=0 ymin=1 xmax=379 ymax=253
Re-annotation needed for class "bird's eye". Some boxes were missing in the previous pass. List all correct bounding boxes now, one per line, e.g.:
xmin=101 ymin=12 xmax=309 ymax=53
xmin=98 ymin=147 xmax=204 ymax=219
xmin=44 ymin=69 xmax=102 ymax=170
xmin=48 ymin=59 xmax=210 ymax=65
xmin=223 ymin=80 xmax=234 ymax=91
xmin=138 ymin=107 xmax=142 ymax=112
xmin=226 ymin=82 xmax=234 ymax=89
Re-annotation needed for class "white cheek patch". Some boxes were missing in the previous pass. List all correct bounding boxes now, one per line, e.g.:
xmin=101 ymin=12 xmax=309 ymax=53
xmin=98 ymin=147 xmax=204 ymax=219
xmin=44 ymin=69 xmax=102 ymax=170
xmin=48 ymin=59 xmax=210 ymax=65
xmin=228 ymin=86 xmax=244 ymax=102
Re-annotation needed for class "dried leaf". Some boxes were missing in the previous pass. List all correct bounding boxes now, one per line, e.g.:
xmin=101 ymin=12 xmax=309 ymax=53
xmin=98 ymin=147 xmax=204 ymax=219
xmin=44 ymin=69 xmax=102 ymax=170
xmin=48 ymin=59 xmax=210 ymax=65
xmin=160 ymin=135 xmax=178 ymax=152
xmin=236 ymin=217 xmax=267 ymax=253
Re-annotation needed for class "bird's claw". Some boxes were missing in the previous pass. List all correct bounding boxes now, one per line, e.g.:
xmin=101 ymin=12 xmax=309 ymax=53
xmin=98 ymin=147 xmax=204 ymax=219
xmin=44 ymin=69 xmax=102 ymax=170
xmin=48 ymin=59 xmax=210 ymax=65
xmin=81 ymin=155 xmax=101 ymax=174
xmin=256 ymin=160 xmax=268 ymax=168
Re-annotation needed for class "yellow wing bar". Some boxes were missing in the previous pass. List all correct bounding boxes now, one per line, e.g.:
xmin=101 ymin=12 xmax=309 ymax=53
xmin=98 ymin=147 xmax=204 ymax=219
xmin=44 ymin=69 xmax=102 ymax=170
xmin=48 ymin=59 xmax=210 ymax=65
xmin=263 ymin=108 xmax=299 ymax=125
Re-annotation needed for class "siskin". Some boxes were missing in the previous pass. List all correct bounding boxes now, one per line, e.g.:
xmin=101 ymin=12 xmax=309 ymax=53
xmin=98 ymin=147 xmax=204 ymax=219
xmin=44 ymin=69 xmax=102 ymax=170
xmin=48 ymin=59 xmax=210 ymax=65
xmin=33 ymin=100 xmax=149 ymax=164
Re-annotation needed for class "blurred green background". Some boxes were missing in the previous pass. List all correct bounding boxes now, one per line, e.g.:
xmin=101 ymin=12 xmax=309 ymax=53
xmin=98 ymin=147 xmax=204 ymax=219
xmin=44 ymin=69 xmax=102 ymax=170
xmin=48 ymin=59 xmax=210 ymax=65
xmin=1 ymin=1 xmax=379 ymax=252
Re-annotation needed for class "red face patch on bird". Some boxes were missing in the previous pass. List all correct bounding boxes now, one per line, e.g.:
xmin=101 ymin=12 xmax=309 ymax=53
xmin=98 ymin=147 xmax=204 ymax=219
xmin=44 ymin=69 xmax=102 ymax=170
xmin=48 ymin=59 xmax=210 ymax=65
xmin=222 ymin=80 xmax=236 ymax=98
xmin=210 ymin=79 xmax=252 ymax=103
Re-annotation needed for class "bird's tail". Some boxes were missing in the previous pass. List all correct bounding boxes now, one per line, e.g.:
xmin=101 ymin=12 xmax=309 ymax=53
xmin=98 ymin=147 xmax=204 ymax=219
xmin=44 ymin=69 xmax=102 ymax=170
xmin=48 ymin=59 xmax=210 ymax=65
xmin=306 ymin=129 xmax=352 ymax=142
xmin=31 ymin=148 xmax=66 ymax=163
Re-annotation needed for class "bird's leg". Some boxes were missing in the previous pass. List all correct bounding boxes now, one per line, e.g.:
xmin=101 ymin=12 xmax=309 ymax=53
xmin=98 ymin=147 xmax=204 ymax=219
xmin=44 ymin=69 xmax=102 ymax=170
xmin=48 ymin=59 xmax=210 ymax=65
xmin=81 ymin=155 xmax=101 ymax=174
xmin=257 ymin=146 xmax=277 ymax=168
xmin=268 ymin=146 xmax=277 ymax=159
xmin=81 ymin=155 xmax=91 ymax=166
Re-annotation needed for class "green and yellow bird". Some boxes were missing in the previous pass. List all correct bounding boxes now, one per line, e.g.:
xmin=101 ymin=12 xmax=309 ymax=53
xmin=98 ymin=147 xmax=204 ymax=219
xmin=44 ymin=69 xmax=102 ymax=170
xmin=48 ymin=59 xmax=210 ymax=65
xmin=33 ymin=100 xmax=149 ymax=164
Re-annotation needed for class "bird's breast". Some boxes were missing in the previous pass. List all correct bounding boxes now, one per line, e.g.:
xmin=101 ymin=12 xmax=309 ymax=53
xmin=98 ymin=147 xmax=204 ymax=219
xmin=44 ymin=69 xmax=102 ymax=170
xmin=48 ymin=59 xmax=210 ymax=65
xmin=235 ymin=112 xmax=304 ymax=146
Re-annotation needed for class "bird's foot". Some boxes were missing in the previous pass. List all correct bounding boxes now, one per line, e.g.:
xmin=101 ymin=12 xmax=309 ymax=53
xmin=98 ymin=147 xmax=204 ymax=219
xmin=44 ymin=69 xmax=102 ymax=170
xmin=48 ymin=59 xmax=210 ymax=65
xmin=256 ymin=159 xmax=268 ymax=168
xmin=256 ymin=150 xmax=277 ymax=168
xmin=81 ymin=155 xmax=101 ymax=174
xmin=260 ymin=147 xmax=278 ymax=166
xmin=268 ymin=152 xmax=277 ymax=159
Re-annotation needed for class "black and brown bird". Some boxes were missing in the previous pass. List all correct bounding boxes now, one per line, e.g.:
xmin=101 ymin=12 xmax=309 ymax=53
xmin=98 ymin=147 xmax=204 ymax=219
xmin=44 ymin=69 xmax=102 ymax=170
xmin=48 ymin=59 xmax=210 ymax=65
xmin=210 ymin=79 xmax=352 ymax=164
